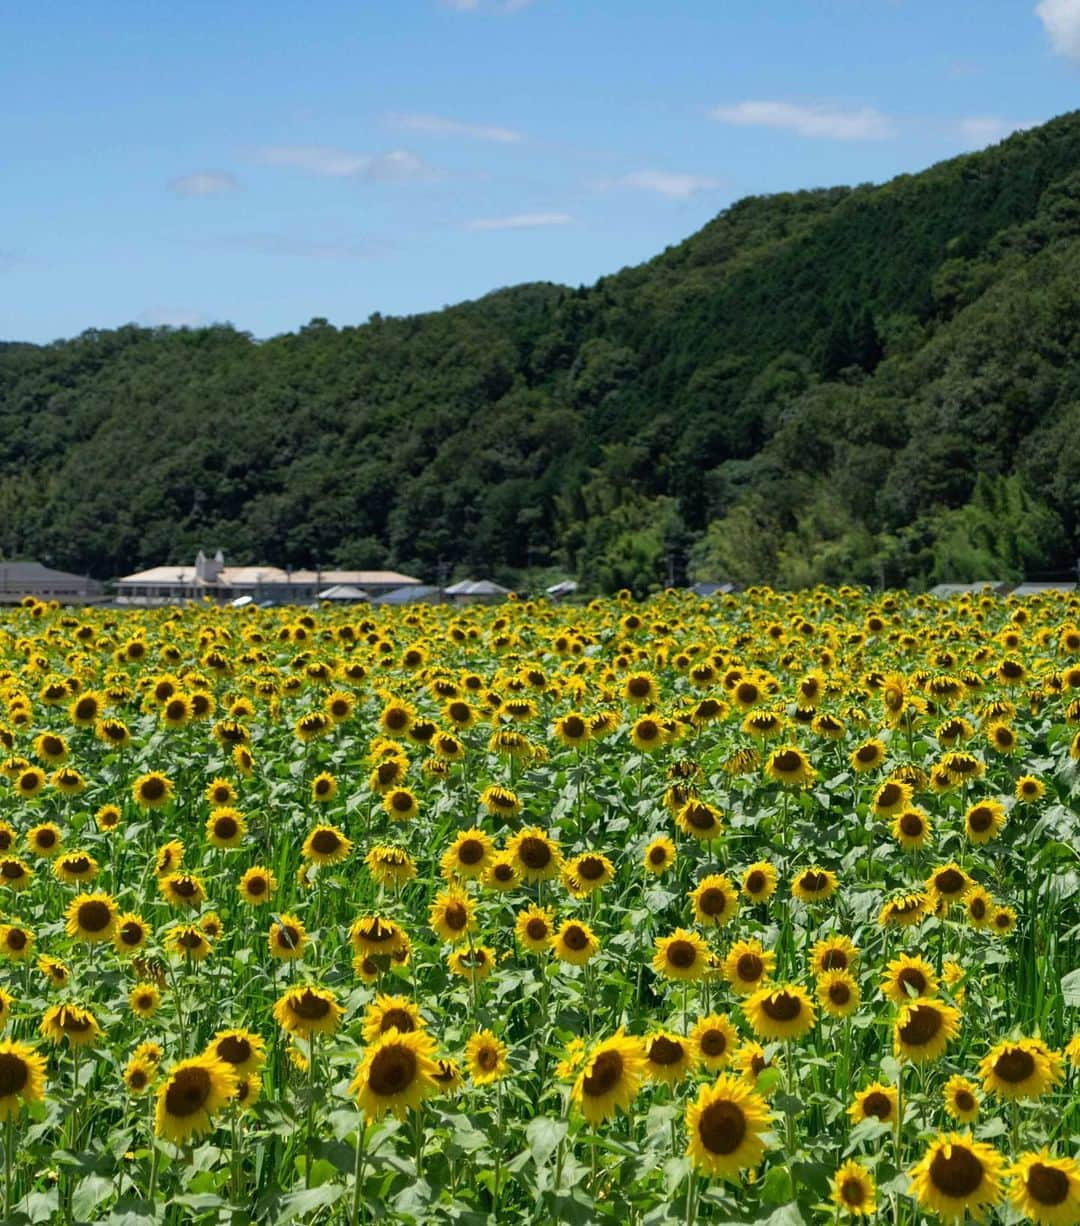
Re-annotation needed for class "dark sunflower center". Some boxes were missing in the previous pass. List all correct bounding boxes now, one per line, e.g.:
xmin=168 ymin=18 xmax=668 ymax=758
xmin=582 ymin=1050 xmax=622 ymax=1097
xmin=477 ymin=1046 xmax=499 ymax=1071
xmin=700 ymin=1029 xmax=727 ymax=1057
xmin=290 ymin=991 xmax=330 ymax=1020
xmin=667 ymin=940 xmax=698 ymax=969
xmin=368 ymin=1045 xmax=416 ymax=1095
xmin=562 ymin=925 xmax=589 ymax=951
xmin=862 ymin=1091 xmax=891 ymax=1120
xmin=829 ymin=982 xmax=851 ymax=1005
xmin=444 ymin=903 xmax=468 ymax=930
xmin=172 ymin=878 xmax=198 ymax=897
xmin=856 ymin=745 xmax=879 ymax=763
xmin=698 ymin=887 xmax=727 ymax=915
xmin=391 ymin=792 xmax=413 ymax=812
xmin=1027 ymin=1164 xmax=1069 ymax=1206
xmin=216 ymin=1036 xmax=252 ymax=1065
xmin=636 ymin=720 xmax=659 ymax=741
xmin=214 ymin=817 xmax=238 ymax=839
xmin=648 ymin=1036 xmax=684 ymax=1066
xmin=380 ymin=1009 xmax=415 ymax=1034
xmin=119 ymin=921 xmax=144 ymax=946
xmin=900 ymin=813 xmax=924 ymax=836
xmin=577 ymin=857 xmax=605 ymax=880
xmin=1 ymin=862 xmax=26 ymax=880
xmin=772 ymin=750 xmax=800 ymax=773
xmin=820 ymin=949 xmax=848 ymax=970
xmin=954 ymin=1090 xmax=975 ymax=1112
xmin=969 ymin=898 xmax=987 ymax=920
xmin=994 ymin=1048 xmax=1035 ymax=1083
xmin=698 ymin=1100 xmax=747 ymax=1155
xmin=745 ymin=871 xmax=766 ymax=894
xmin=878 ymin=784 xmax=902 ymax=807
xmin=0 ymin=1053 xmax=28 ymax=1095
xmin=968 ymin=808 xmax=993 ymax=832
xmin=649 ymin=847 xmax=668 ymax=865
xmin=897 ymin=968 xmax=927 ymax=995
xmin=458 ymin=839 xmax=484 ymax=865
xmin=77 ymin=900 xmax=112 ymax=931
xmin=518 ymin=837 xmax=551 ymax=869
xmin=128 ymin=1068 xmax=149 ymax=1090
xmin=935 ymin=870 xmax=964 ymax=894
xmin=898 ymin=1005 xmax=941 ymax=1046
xmin=245 ymin=876 xmax=267 ymax=896
xmin=311 ymin=831 xmax=342 ymax=854
xmin=525 ymin=918 xmax=548 ymax=940
xmin=841 ymin=1179 xmax=866 ymax=1206
xmin=760 ymin=992 xmax=801 ymax=1021
xmin=736 ymin=953 xmax=764 ymax=981
xmin=140 ymin=778 xmax=166 ymax=801
xmin=929 ymin=1146 xmax=984 ymax=1198
xmin=800 ymin=872 xmax=827 ymax=892
xmin=165 ymin=1067 xmax=211 ymax=1117
xmin=686 ymin=804 xmax=717 ymax=831
xmin=562 ymin=716 xmax=585 ymax=739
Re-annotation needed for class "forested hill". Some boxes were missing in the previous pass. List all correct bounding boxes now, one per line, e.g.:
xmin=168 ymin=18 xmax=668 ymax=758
xmin=5 ymin=110 xmax=1080 ymax=592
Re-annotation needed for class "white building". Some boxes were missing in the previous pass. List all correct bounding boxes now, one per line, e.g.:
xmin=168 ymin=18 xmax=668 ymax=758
xmin=116 ymin=551 xmax=420 ymax=606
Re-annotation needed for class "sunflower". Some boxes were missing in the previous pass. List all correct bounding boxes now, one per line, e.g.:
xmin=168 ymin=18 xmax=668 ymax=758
xmin=832 ymin=1160 xmax=876 ymax=1216
xmin=881 ymin=954 xmax=938 ymax=1005
xmin=964 ymin=798 xmax=1007 ymax=844
xmin=690 ymin=1013 xmax=739 ymax=1072
xmin=741 ymin=860 xmax=778 ymax=903
xmin=428 ymin=889 xmax=477 ymax=945
xmin=53 ymin=850 xmax=98 ymax=885
xmin=33 ymin=732 xmax=69 ymax=764
xmin=273 ymin=986 xmax=343 ymax=1037
xmin=629 ymin=715 xmax=667 ymax=752
xmin=986 ymin=721 xmax=1019 ymax=754
xmin=124 ymin=1056 xmax=155 ymax=1095
xmin=0 ymin=858 xmax=34 ymax=892
xmin=13 ymin=766 xmax=46 ymax=800
xmin=114 ymin=913 xmax=150 ymax=956
xmin=571 ymin=1031 xmax=646 ymax=1124
xmin=849 ymin=739 xmax=887 ymax=773
xmin=990 ymin=905 xmax=1018 ymax=937
xmin=848 ymin=1081 xmax=898 ymax=1125
xmin=478 ymin=785 xmax=522 ymax=818
xmin=302 ymin=825 xmax=352 ymax=866
xmin=206 ymin=807 xmax=246 ymax=848
xmin=963 ymin=885 xmax=994 ymax=928
xmin=809 ymin=935 xmax=859 ymax=976
xmin=160 ymin=872 xmax=207 ymax=910
xmin=132 ymin=771 xmax=174 ymax=809
xmin=878 ymin=891 xmax=929 ymax=928
xmin=129 ymin=982 xmax=161 ymax=1019
xmin=26 ymin=822 xmax=62 ymax=858
xmin=624 ymin=671 xmax=659 ymax=705
xmin=96 ymin=718 xmax=131 ymax=749
xmin=268 ymin=913 xmax=308 ymax=960
xmin=155 ymin=1054 xmax=238 ymax=1142
xmin=65 ymin=890 xmax=118 ymax=943
xmin=432 ymin=1057 xmax=464 ymax=1094
xmin=743 ymin=983 xmax=816 ymax=1041
xmin=940 ymin=751 xmax=986 ymax=786
xmin=643 ymin=1030 xmax=693 ymax=1085
xmin=690 ymin=874 xmax=739 ymax=927
xmin=565 ymin=852 xmax=615 ymax=896
xmin=350 ymin=915 xmax=408 ymax=958
xmin=466 ymin=1029 xmax=509 ymax=1085
xmin=515 ymin=904 xmax=555 ymax=953
xmin=676 ymin=800 xmax=724 ymax=841
xmin=1009 ymin=1150 xmax=1080 ymax=1226
xmin=871 ymin=778 xmax=912 ymax=818
xmin=653 ymin=928 xmax=710 ymax=982
xmin=40 ymin=1003 xmax=101 ymax=1048
xmin=893 ymin=1000 xmax=961 ymax=1064
xmin=440 ymin=829 xmax=495 ymax=881
xmin=817 ymin=970 xmax=861 ymax=1018
xmin=362 ymin=995 xmax=423 ymax=1044
xmin=723 ymin=939 xmax=776 ymax=995
xmin=980 ymin=1038 xmax=1062 ymax=1101
xmin=349 ymin=1029 xmax=439 ymax=1120
xmin=155 ymin=840 xmax=185 ymax=877
xmin=0 ymin=1039 xmax=47 ymax=1120
xmin=943 ymin=1074 xmax=980 ymax=1124
xmin=205 ymin=1028 xmax=266 ymax=1076
xmin=0 ymin=987 xmax=12 ymax=1028
xmin=764 ymin=745 xmax=815 ymax=788
xmin=166 ymin=923 xmax=212 ymax=961
xmin=205 ymin=777 xmax=237 ymax=807
xmin=643 ymin=836 xmax=676 ymax=874
xmin=909 ymin=1132 xmax=1005 ymax=1223
xmin=232 ymin=745 xmax=255 ymax=776
xmin=238 ymin=866 xmax=277 ymax=905
xmin=554 ymin=920 xmax=601 ymax=966
xmin=791 ymin=867 xmax=838 ymax=903
xmin=926 ymin=863 xmax=972 ymax=907
xmin=447 ymin=944 xmax=495 ymax=981
xmin=685 ymin=1074 xmax=771 ymax=1179
xmin=507 ymin=827 xmax=562 ymax=883
xmin=892 ymin=806 xmax=932 ymax=851
xmin=1015 ymin=774 xmax=1046 ymax=805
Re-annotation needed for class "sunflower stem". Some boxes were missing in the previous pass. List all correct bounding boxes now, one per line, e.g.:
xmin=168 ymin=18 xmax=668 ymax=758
xmin=4 ymin=1115 xmax=14 ymax=1220
xmin=350 ymin=1116 xmax=366 ymax=1225
xmin=685 ymin=1170 xmax=698 ymax=1226
xmin=305 ymin=1035 xmax=318 ymax=1189
xmin=492 ymin=1081 xmax=503 ymax=1214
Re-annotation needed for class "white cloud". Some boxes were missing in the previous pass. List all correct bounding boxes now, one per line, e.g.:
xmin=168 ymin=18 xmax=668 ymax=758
xmin=467 ymin=211 xmax=572 ymax=231
xmin=388 ymin=112 xmax=523 ymax=143
xmin=1036 ymin=0 xmax=1080 ymax=60
xmin=137 ymin=306 xmax=206 ymax=328
xmin=168 ymin=170 xmax=239 ymax=197
xmin=711 ymin=100 xmax=894 ymax=141
xmin=615 ymin=170 xmax=722 ymax=199
xmin=956 ymin=116 xmax=1034 ymax=149
xmin=254 ymin=145 xmax=434 ymax=183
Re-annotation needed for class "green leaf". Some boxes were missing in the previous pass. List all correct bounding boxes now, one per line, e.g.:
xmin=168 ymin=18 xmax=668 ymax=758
xmin=72 ymin=1174 xmax=115 ymax=1218
xmin=526 ymin=1115 xmax=568 ymax=1167
xmin=276 ymin=1183 xmax=345 ymax=1222
xmin=760 ymin=1164 xmax=795 ymax=1204
xmin=1061 ymin=968 xmax=1080 ymax=1006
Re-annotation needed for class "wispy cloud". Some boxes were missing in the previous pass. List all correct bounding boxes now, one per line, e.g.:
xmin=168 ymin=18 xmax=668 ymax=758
xmin=137 ymin=306 xmax=206 ymax=328
xmin=466 ymin=211 xmax=572 ymax=231
xmin=955 ymin=116 xmax=1034 ymax=149
xmin=1036 ymin=0 xmax=1080 ymax=61
xmin=388 ymin=112 xmax=523 ymax=143
xmin=222 ymin=233 xmax=380 ymax=260
xmin=711 ymin=100 xmax=894 ymax=141
xmin=254 ymin=145 xmax=435 ymax=183
xmin=614 ymin=170 xmax=723 ymax=199
xmin=168 ymin=170 xmax=239 ymax=197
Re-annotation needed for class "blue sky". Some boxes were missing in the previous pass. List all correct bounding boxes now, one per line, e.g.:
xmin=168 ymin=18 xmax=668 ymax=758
xmin=3 ymin=0 xmax=1079 ymax=343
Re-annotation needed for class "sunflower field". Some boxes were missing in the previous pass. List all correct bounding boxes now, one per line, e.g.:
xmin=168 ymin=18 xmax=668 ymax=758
xmin=0 ymin=586 xmax=1078 ymax=1225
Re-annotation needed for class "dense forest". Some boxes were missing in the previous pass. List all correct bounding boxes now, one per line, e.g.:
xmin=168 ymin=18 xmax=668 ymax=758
xmin=5 ymin=110 xmax=1080 ymax=593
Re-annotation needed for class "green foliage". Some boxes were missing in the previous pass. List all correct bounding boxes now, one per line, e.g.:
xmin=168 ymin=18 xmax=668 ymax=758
xmin=5 ymin=113 xmax=1080 ymax=588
